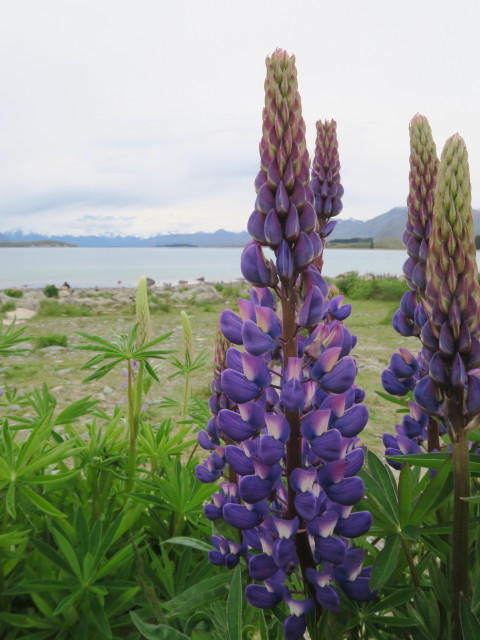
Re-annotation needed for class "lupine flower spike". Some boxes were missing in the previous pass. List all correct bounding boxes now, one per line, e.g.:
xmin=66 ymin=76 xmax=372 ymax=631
xmin=414 ymin=134 xmax=480 ymax=630
xmin=197 ymin=49 xmax=373 ymax=640
xmin=382 ymin=115 xmax=443 ymax=457
xmin=310 ymin=119 xmax=344 ymax=272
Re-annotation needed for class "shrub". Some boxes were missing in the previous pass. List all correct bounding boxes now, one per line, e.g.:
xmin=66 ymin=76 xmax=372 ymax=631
xmin=35 ymin=333 xmax=68 ymax=348
xmin=0 ymin=300 xmax=16 ymax=313
xmin=43 ymin=284 xmax=59 ymax=298
xmin=4 ymin=288 xmax=23 ymax=298
xmin=38 ymin=300 xmax=92 ymax=317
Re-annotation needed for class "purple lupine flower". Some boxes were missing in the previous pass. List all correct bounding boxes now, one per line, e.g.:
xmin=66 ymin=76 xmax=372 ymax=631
xmin=198 ymin=48 xmax=373 ymax=637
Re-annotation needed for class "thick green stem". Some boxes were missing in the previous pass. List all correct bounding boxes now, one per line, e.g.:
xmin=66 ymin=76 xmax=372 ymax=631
xmin=181 ymin=369 xmax=190 ymax=423
xmin=452 ymin=420 xmax=470 ymax=638
xmin=126 ymin=360 xmax=142 ymax=492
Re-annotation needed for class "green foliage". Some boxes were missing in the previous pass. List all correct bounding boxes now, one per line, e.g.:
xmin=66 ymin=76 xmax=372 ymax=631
xmin=0 ymin=322 xmax=29 ymax=358
xmin=38 ymin=299 xmax=92 ymax=317
xmin=0 ymin=300 xmax=16 ymax=314
xmin=335 ymin=271 xmax=409 ymax=301
xmin=4 ymin=288 xmax=24 ymax=298
xmin=35 ymin=333 xmax=68 ymax=349
xmin=0 ymin=312 xmax=229 ymax=640
xmin=43 ymin=284 xmax=59 ymax=298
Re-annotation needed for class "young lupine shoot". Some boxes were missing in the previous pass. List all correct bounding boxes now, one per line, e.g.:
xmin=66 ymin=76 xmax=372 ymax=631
xmin=198 ymin=48 xmax=372 ymax=640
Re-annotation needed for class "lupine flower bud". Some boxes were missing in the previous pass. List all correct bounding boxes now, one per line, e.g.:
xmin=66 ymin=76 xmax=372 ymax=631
xmin=415 ymin=134 xmax=480 ymax=420
xmin=135 ymin=276 xmax=151 ymax=347
xmin=394 ymin=115 xmax=439 ymax=338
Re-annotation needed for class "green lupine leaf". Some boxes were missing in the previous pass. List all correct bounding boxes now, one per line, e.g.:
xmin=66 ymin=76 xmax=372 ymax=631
xmin=2 ymin=422 xmax=13 ymax=467
xmin=144 ymin=359 xmax=160 ymax=382
xmin=163 ymin=573 xmax=231 ymax=615
xmin=53 ymin=590 xmax=82 ymax=616
xmin=368 ymin=587 xmax=416 ymax=613
xmin=31 ymin=538 xmax=75 ymax=576
xmin=227 ymin=565 xmax=242 ymax=640
xmin=472 ymin=571 xmax=480 ymax=614
xmin=82 ymin=359 xmax=123 ymax=382
xmin=370 ymin=534 xmax=401 ymax=590
xmin=367 ymin=450 xmax=398 ymax=508
xmin=54 ymin=397 xmax=98 ymax=425
xmin=364 ymin=615 xmax=418 ymax=627
xmin=20 ymin=470 xmax=79 ymax=484
xmin=19 ymin=485 xmax=66 ymax=517
xmin=409 ymin=459 xmax=452 ymax=526
xmin=460 ymin=594 xmax=480 ymax=638
xmin=163 ymin=537 xmax=212 ymax=553
xmin=130 ymin=612 xmax=189 ymax=640
xmin=375 ymin=391 xmax=410 ymax=407
xmin=7 ymin=481 xmax=16 ymax=519
xmin=89 ymin=594 xmax=112 ymax=638
xmin=50 ymin=521 xmax=83 ymax=580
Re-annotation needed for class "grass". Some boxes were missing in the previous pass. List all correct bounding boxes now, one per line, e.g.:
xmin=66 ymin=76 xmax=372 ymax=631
xmin=38 ymin=300 xmax=93 ymax=317
xmin=0 ymin=300 xmax=16 ymax=313
xmin=35 ymin=333 xmax=68 ymax=349
xmin=0 ymin=287 xmax=412 ymax=455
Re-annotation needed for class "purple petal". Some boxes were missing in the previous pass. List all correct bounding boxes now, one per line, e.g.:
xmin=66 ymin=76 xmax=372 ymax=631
xmin=466 ymin=374 xmax=480 ymax=414
xmin=325 ymin=476 xmax=365 ymax=505
xmin=248 ymin=553 xmax=278 ymax=580
xmin=334 ymin=512 xmax=372 ymax=538
xmin=265 ymin=209 xmax=283 ymax=247
xmin=239 ymin=475 xmax=273 ymax=503
xmin=413 ymin=376 xmax=444 ymax=415
xmin=280 ymin=378 xmax=304 ymax=411
xmin=265 ymin=413 xmax=290 ymax=441
xmin=333 ymin=547 xmax=365 ymax=582
xmin=223 ymin=504 xmax=264 ymax=530
xmin=300 ymin=201 xmax=316 ymax=233
xmin=290 ymin=468 xmax=317 ymax=493
xmin=257 ymin=435 xmax=285 ymax=465
xmin=273 ymin=537 xmax=297 ymax=567
xmin=315 ymin=536 xmax=347 ymax=564
xmin=221 ymin=369 xmax=260 ymax=404
xmin=307 ymin=511 xmax=339 ymax=538
xmin=310 ymin=429 xmax=343 ymax=461
xmin=317 ymin=459 xmax=349 ymax=487
xmin=255 ymin=305 xmax=282 ymax=338
xmin=321 ymin=357 xmax=357 ymax=394
xmin=315 ymin=585 xmax=340 ymax=612
xmin=195 ymin=464 xmax=221 ymax=483
xmin=241 ymin=242 xmax=275 ymax=287
xmin=276 ymin=240 xmax=294 ymax=281
xmin=381 ymin=369 xmax=414 ymax=396
xmin=256 ymin=182 xmax=275 ymax=214
xmin=300 ymin=409 xmax=331 ymax=439
xmin=390 ymin=352 xmax=417 ymax=378
xmin=218 ymin=409 xmax=258 ymax=441
xmin=245 ymin=584 xmax=283 ymax=609
xmin=283 ymin=614 xmax=307 ymax=640
xmin=241 ymin=319 xmax=274 ymax=356
xmin=340 ymin=575 xmax=377 ymax=602
xmin=333 ymin=404 xmax=369 ymax=438
xmin=247 ymin=210 xmax=267 ymax=244
xmin=219 ymin=309 xmax=243 ymax=345
xmin=299 ymin=286 xmax=326 ymax=327
xmin=241 ymin=353 xmax=272 ymax=388
xmin=294 ymin=491 xmax=319 ymax=521
xmin=204 ymin=504 xmax=222 ymax=520
xmin=285 ymin=204 xmax=300 ymax=241
xmin=401 ymin=415 xmax=423 ymax=438
xmin=273 ymin=517 xmax=299 ymax=539
xmin=225 ymin=445 xmax=255 ymax=475
xmin=293 ymin=232 xmax=314 ymax=269
xmin=344 ymin=447 xmax=365 ymax=476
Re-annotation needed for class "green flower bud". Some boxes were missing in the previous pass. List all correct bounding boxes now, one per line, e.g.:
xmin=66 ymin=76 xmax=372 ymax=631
xmin=135 ymin=276 xmax=151 ymax=347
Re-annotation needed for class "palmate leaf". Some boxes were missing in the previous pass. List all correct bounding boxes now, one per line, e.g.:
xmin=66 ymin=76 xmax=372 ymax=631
xmin=0 ymin=321 xmax=29 ymax=358
xmin=226 ymin=565 xmax=242 ymax=640
xmin=460 ymin=595 xmax=480 ymax=638
xmin=19 ymin=485 xmax=66 ymax=517
xmin=130 ymin=611 xmax=189 ymax=640
xmin=370 ymin=534 xmax=401 ymax=590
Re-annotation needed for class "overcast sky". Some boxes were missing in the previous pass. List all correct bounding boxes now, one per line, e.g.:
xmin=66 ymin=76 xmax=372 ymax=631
xmin=1 ymin=0 xmax=480 ymax=237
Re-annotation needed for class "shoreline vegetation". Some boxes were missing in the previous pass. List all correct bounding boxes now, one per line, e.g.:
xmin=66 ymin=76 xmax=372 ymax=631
xmin=0 ymin=272 xmax=413 ymax=453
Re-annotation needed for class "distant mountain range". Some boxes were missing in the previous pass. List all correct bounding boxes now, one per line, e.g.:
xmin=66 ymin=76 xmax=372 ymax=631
xmin=2 ymin=207 xmax=480 ymax=247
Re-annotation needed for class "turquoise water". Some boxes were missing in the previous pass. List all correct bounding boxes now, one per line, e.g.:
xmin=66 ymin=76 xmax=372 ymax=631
xmin=0 ymin=246 xmax=473 ymax=288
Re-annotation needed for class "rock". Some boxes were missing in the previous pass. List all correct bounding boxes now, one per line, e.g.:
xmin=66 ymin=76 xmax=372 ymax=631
xmin=4 ymin=308 xmax=37 ymax=324
xmin=103 ymin=385 xmax=114 ymax=394
xmin=51 ymin=386 xmax=64 ymax=393
xmin=39 ymin=345 xmax=67 ymax=354
xmin=170 ymin=291 xmax=192 ymax=303
xmin=146 ymin=277 xmax=155 ymax=287
xmin=57 ymin=368 xmax=73 ymax=375
xmin=196 ymin=291 xmax=223 ymax=303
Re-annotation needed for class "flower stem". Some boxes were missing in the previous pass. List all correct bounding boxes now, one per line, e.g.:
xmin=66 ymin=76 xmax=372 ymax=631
xmin=452 ymin=417 xmax=471 ymax=637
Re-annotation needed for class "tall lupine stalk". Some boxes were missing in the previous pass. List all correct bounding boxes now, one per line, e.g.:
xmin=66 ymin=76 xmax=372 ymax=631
xmin=197 ymin=49 xmax=373 ymax=640
xmin=127 ymin=277 xmax=151 ymax=490
xmin=311 ymin=120 xmax=344 ymax=272
xmin=413 ymin=134 xmax=480 ymax=634
xmin=382 ymin=115 xmax=443 ymax=460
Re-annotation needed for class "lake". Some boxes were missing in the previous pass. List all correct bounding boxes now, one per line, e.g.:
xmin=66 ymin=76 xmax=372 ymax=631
xmin=0 ymin=247 xmax=477 ymax=288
